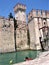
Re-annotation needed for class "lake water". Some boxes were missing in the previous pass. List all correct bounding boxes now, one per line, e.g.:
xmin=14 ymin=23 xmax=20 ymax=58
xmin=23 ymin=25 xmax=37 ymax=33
xmin=0 ymin=50 xmax=40 ymax=65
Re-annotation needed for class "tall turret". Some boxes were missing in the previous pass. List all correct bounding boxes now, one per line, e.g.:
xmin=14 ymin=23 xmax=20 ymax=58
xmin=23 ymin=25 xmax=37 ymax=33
xmin=14 ymin=3 xmax=26 ymax=22
xmin=13 ymin=3 xmax=28 ymax=50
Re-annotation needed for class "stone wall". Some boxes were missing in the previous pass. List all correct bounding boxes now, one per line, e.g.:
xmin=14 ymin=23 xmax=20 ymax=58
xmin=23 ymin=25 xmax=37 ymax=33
xmin=0 ymin=17 xmax=15 ymax=53
xmin=28 ymin=20 xmax=36 ymax=49
xmin=28 ymin=18 xmax=41 ymax=50
xmin=16 ymin=27 xmax=28 ymax=50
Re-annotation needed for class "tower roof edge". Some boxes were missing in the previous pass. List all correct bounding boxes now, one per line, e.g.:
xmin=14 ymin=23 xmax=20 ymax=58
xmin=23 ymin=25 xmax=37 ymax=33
xmin=13 ymin=3 xmax=26 ymax=12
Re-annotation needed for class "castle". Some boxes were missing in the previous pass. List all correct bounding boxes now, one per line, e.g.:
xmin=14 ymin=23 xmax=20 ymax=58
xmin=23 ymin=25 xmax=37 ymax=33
xmin=0 ymin=3 xmax=49 ymax=53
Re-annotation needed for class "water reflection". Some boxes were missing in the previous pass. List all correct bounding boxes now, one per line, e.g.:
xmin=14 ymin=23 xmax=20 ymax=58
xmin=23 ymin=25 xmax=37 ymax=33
xmin=0 ymin=50 xmax=38 ymax=65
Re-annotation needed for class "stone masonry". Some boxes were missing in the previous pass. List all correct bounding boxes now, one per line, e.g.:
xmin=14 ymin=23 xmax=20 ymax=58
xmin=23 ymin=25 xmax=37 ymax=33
xmin=0 ymin=17 xmax=15 ymax=53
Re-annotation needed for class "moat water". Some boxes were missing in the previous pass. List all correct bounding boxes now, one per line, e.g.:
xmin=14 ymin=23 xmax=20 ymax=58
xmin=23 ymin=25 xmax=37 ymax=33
xmin=0 ymin=50 xmax=40 ymax=65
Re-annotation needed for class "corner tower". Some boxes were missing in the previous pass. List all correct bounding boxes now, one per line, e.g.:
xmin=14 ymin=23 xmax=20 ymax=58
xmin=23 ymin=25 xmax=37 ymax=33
xmin=14 ymin=3 xmax=28 ymax=50
xmin=28 ymin=10 xmax=41 ymax=50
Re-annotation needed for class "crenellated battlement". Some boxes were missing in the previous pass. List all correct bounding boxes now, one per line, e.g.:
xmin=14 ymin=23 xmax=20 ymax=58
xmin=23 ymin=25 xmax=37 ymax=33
xmin=14 ymin=3 xmax=26 ymax=13
xmin=46 ymin=11 xmax=49 ymax=18
xmin=0 ymin=16 xmax=14 ymax=21
xmin=28 ymin=9 xmax=49 ymax=21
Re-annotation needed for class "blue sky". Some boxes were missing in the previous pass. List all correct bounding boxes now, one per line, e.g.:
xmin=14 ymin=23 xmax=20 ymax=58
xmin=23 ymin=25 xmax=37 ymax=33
xmin=0 ymin=0 xmax=49 ymax=18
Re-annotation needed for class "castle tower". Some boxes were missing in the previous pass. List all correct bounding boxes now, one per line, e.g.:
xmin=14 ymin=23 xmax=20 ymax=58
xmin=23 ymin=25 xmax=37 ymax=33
xmin=28 ymin=9 xmax=49 ymax=50
xmin=14 ymin=3 xmax=28 ymax=50
xmin=28 ymin=10 xmax=41 ymax=50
